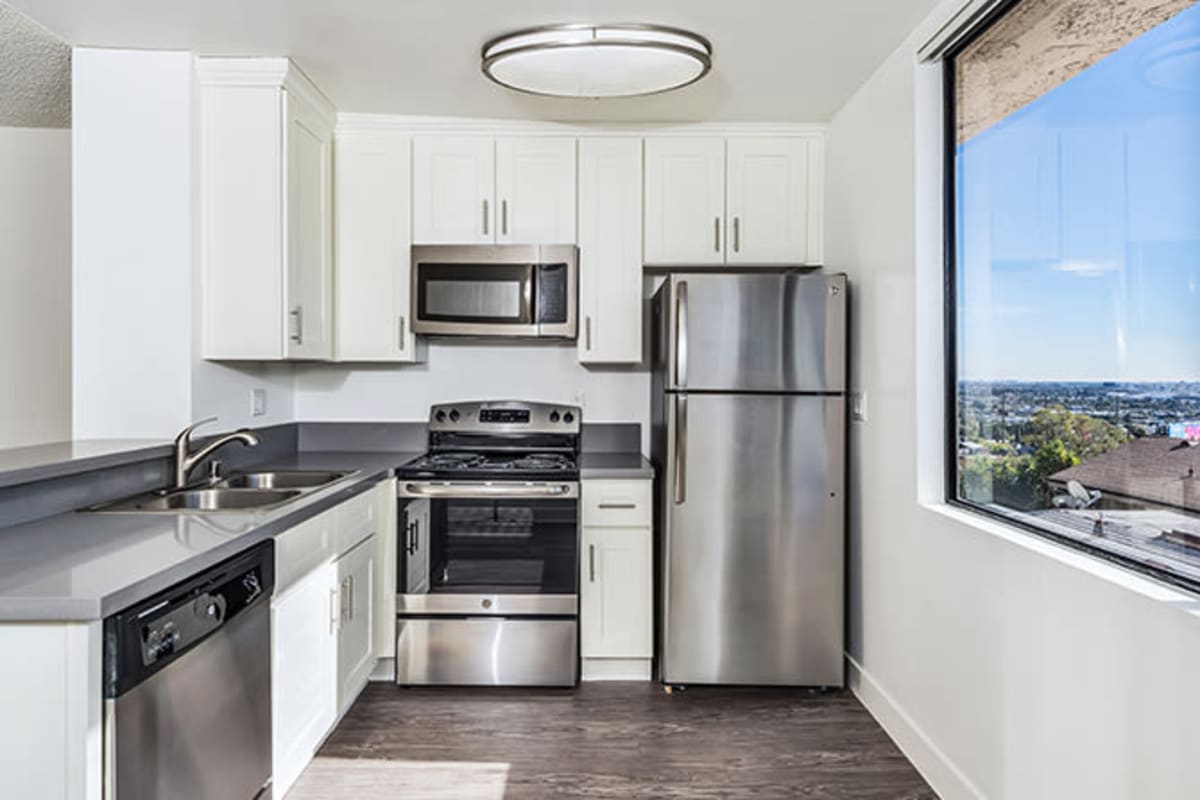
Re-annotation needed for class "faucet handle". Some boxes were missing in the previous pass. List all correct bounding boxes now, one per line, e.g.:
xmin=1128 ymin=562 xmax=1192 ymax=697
xmin=176 ymin=416 xmax=219 ymax=446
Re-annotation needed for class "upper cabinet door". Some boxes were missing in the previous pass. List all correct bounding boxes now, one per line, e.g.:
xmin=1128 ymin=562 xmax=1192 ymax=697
xmin=644 ymin=137 xmax=726 ymax=266
xmin=578 ymin=138 xmax=643 ymax=364
xmin=334 ymin=133 xmax=422 ymax=362
xmin=412 ymin=137 xmax=494 ymax=243
xmin=495 ymin=137 xmax=576 ymax=244
xmin=285 ymin=89 xmax=334 ymax=360
xmin=726 ymin=137 xmax=811 ymax=265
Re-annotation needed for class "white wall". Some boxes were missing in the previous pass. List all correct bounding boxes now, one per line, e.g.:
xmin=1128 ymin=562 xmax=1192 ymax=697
xmin=0 ymin=126 xmax=71 ymax=448
xmin=826 ymin=3 xmax=1200 ymax=798
xmin=71 ymin=48 xmax=293 ymax=439
xmin=294 ymin=343 xmax=649 ymax=441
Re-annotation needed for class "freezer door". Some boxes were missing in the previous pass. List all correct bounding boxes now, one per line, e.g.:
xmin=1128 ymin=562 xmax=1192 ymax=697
xmin=661 ymin=393 xmax=845 ymax=686
xmin=663 ymin=272 xmax=846 ymax=392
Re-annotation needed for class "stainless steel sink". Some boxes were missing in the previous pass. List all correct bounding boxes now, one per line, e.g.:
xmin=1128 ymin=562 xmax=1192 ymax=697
xmin=94 ymin=488 xmax=301 ymax=513
xmin=216 ymin=470 xmax=351 ymax=490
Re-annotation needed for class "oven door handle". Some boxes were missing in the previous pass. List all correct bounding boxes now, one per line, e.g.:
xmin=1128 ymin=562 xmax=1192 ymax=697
xmin=402 ymin=482 xmax=576 ymax=498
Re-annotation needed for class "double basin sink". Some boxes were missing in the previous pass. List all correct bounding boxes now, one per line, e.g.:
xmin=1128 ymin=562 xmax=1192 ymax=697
xmin=93 ymin=470 xmax=355 ymax=513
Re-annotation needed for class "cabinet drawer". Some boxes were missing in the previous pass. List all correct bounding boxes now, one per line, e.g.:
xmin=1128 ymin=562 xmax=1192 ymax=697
xmin=335 ymin=485 xmax=380 ymax=555
xmin=276 ymin=509 xmax=335 ymax=594
xmin=582 ymin=479 xmax=652 ymax=526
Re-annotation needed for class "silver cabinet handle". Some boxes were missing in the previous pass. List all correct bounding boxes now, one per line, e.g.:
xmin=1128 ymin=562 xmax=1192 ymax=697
xmin=598 ymin=502 xmax=636 ymax=509
xmin=482 ymin=198 xmax=489 ymax=236
xmin=398 ymin=316 xmax=406 ymax=351
xmin=588 ymin=544 xmax=596 ymax=583
xmin=674 ymin=394 xmax=688 ymax=505
xmin=714 ymin=217 xmax=721 ymax=252
xmin=675 ymin=281 xmax=688 ymax=388
xmin=585 ymin=316 xmax=592 ymax=351
xmin=501 ymin=199 xmax=508 ymax=236
xmin=404 ymin=482 xmax=574 ymax=498
xmin=289 ymin=306 xmax=303 ymax=344
xmin=329 ymin=586 xmax=339 ymax=634
xmin=733 ymin=216 xmax=741 ymax=252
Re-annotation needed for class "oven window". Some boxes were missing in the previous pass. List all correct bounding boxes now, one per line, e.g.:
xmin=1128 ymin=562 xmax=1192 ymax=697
xmin=422 ymin=498 xmax=578 ymax=595
xmin=417 ymin=263 xmax=532 ymax=324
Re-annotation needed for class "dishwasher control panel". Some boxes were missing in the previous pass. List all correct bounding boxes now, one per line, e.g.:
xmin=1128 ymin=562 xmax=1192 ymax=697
xmin=103 ymin=542 xmax=274 ymax=698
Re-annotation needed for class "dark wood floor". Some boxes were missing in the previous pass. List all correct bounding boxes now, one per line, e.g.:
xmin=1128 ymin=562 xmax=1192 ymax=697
xmin=290 ymin=682 xmax=936 ymax=799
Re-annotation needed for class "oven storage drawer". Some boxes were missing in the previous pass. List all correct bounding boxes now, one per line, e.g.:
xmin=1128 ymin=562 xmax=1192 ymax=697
xmin=396 ymin=618 xmax=578 ymax=686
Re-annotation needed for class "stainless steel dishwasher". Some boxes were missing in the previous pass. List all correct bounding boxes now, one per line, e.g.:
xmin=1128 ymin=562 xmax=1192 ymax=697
xmin=103 ymin=541 xmax=275 ymax=800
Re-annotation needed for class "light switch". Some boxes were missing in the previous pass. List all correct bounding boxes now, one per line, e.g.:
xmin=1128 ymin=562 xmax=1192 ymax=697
xmin=251 ymin=388 xmax=267 ymax=417
xmin=850 ymin=391 xmax=867 ymax=423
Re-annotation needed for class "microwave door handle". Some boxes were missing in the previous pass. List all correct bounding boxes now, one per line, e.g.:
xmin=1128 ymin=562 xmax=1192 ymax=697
xmin=526 ymin=264 xmax=536 ymax=327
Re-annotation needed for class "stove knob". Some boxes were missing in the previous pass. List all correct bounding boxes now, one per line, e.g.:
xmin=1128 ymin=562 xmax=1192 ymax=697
xmin=563 ymin=412 xmax=575 ymax=424
xmin=549 ymin=410 xmax=560 ymax=423
xmin=435 ymin=410 xmax=447 ymax=423
xmin=449 ymin=409 xmax=461 ymax=422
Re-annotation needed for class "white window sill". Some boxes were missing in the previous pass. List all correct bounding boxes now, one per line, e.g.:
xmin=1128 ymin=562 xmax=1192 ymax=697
xmin=918 ymin=500 xmax=1200 ymax=615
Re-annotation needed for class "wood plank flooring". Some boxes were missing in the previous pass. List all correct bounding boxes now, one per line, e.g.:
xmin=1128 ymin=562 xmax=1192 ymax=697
xmin=289 ymin=682 xmax=937 ymax=800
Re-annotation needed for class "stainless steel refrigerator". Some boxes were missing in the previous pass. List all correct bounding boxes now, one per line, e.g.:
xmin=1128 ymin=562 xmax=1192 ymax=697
xmin=650 ymin=271 xmax=847 ymax=687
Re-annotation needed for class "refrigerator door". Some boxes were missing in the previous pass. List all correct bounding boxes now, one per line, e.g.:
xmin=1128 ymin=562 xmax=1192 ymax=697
xmin=663 ymin=272 xmax=846 ymax=393
xmin=661 ymin=392 xmax=845 ymax=686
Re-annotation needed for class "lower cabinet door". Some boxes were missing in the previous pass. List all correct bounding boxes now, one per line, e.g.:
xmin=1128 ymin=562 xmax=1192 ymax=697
xmin=580 ymin=526 xmax=653 ymax=658
xmin=272 ymin=560 xmax=337 ymax=798
xmin=337 ymin=535 xmax=376 ymax=715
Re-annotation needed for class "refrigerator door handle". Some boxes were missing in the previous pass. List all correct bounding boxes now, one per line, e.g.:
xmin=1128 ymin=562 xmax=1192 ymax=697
xmin=674 ymin=394 xmax=687 ymax=505
xmin=675 ymin=281 xmax=688 ymax=388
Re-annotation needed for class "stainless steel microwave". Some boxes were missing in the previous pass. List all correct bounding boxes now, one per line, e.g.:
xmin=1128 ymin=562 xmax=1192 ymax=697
xmin=411 ymin=245 xmax=578 ymax=339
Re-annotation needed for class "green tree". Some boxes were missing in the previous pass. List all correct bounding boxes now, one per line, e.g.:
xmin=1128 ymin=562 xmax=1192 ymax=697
xmin=1025 ymin=406 xmax=1130 ymax=462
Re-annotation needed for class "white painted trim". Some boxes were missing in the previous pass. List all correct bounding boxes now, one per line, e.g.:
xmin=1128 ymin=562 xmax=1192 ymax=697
xmin=581 ymin=657 xmax=653 ymax=681
xmin=337 ymin=112 xmax=826 ymax=138
xmin=368 ymin=657 xmax=396 ymax=682
xmin=195 ymin=56 xmax=336 ymax=126
xmin=847 ymin=655 xmax=985 ymax=800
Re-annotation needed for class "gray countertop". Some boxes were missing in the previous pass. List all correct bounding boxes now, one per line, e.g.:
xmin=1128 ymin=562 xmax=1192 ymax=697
xmin=579 ymin=452 xmax=654 ymax=480
xmin=0 ymin=451 xmax=417 ymax=622
xmin=0 ymin=438 xmax=172 ymax=488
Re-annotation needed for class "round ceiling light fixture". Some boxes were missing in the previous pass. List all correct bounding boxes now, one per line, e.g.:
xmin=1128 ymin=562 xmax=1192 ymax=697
xmin=481 ymin=24 xmax=713 ymax=99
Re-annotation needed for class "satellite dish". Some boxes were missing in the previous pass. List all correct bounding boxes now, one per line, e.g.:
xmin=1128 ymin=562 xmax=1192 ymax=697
xmin=1053 ymin=480 xmax=1101 ymax=510
xmin=1067 ymin=480 xmax=1091 ymax=503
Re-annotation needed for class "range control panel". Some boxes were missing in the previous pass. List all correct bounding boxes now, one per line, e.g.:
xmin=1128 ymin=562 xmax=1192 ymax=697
xmin=429 ymin=400 xmax=581 ymax=435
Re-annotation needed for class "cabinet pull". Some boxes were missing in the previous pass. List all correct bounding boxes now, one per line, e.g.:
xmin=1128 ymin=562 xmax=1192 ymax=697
xmin=714 ymin=217 xmax=721 ymax=252
xmin=585 ymin=316 xmax=592 ymax=351
xmin=598 ymin=502 xmax=637 ymax=510
xmin=501 ymin=199 xmax=508 ymax=236
xmin=398 ymin=316 xmax=406 ymax=351
xmin=482 ymin=199 xmax=489 ymax=236
xmin=289 ymin=306 xmax=303 ymax=344
xmin=329 ymin=586 xmax=339 ymax=634
xmin=588 ymin=544 xmax=596 ymax=583
xmin=733 ymin=216 xmax=741 ymax=252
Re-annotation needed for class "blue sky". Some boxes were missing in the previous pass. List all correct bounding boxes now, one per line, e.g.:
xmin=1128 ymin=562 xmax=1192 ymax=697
xmin=956 ymin=3 xmax=1200 ymax=382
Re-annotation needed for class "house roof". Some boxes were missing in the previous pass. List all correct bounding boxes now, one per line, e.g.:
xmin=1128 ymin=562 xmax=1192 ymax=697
xmin=1049 ymin=436 xmax=1200 ymax=513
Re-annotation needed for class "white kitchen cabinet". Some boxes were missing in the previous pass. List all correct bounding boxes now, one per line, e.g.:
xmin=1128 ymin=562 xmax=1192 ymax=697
xmin=373 ymin=478 xmax=399 ymax=659
xmin=336 ymin=536 xmax=376 ymax=716
xmin=495 ymin=137 xmax=576 ymax=244
xmin=578 ymin=138 xmax=643 ymax=364
xmin=644 ymin=134 xmax=823 ymax=267
xmin=644 ymin=137 xmax=726 ymax=266
xmin=334 ymin=134 xmax=423 ymax=362
xmin=580 ymin=478 xmax=654 ymax=680
xmin=272 ymin=560 xmax=337 ymax=798
xmin=198 ymin=57 xmax=336 ymax=360
xmin=412 ymin=137 xmax=495 ymax=243
xmin=726 ymin=137 xmax=812 ymax=265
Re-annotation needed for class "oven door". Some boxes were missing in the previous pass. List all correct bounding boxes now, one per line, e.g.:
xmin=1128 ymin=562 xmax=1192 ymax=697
xmin=397 ymin=481 xmax=579 ymax=616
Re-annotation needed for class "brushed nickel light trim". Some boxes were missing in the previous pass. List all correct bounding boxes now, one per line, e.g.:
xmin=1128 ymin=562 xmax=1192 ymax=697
xmin=481 ymin=23 xmax=713 ymax=99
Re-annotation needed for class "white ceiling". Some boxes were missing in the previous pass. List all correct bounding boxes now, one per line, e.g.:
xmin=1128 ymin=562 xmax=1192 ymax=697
xmin=7 ymin=0 xmax=940 ymax=122
xmin=0 ymin=1 xmax=69 ymax=127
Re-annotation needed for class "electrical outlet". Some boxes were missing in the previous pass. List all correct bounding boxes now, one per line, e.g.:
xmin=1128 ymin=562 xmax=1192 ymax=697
xmin=850 ymin=391 xmax=868 ymax=423
xmin=250 ymin=388 xmax=267 ymax=417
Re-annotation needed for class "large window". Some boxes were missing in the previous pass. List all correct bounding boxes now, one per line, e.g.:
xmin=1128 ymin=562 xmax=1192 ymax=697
xmin=948 ymin=0 xmax=1200 ymax=589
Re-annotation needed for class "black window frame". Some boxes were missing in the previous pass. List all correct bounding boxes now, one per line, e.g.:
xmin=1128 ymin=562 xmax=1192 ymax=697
xmin=941 ymin=0 xmax=1200 ymax=596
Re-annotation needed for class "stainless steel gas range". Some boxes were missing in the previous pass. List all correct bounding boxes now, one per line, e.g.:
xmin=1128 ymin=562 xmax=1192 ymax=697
xmin=395 ymin=400 xmax=581 ymax=687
